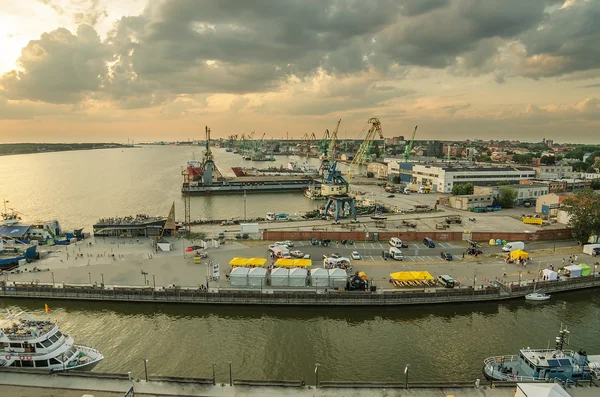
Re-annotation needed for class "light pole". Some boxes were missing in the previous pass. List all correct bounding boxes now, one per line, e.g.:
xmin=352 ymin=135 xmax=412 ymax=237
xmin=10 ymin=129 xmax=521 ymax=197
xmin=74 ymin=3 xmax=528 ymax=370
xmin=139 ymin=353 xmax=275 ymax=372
xmin=51 ymin=272 xmax=55 ymax=287
xmin=143 ymin=358 xmax=148 ymax=382
xmin=62 ymin=353 xmax=66 ymax=372
xmin=143 ymin=273 xmax=147 ymax=285
xmin=153 ymin=275 xmax=156 ymax=290
xmin=88 ymin=272 xmax=91 ymax=284
xmin=314 ymin=363 xmax=320 ymax=388
xmin=101 ymin=273 xmax=104 ymax=285
xmin=212 ymin=363 xmax=216 ymax=385
xmin=404 ymin=364 xmax=411 ymax=389
xmin=228 ymin=361 xmax=233 ymax=386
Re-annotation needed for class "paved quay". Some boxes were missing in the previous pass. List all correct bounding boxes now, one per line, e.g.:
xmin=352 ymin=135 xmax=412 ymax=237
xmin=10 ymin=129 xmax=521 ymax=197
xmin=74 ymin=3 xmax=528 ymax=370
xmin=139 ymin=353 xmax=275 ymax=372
xmin=3 ymin=236 xmax=595 ymax=292
xmin=0 ymin=372 xmax=598 ymax=397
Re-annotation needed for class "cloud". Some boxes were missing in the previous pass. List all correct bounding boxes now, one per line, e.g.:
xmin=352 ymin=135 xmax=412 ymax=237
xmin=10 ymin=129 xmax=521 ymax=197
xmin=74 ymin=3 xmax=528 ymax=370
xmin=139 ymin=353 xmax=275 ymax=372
xmin=0 ymin=25 xmax=110 ymax=104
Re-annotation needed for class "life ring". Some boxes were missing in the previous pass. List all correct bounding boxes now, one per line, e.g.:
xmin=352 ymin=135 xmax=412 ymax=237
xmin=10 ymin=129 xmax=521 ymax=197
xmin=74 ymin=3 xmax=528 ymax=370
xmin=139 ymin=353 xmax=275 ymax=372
xmin=5 ymin=355 xmax=10 ymax=360
xmin=27 ymin=356 xmax=32 ymax=361
xmin=19 ymin=355 xmax=24 ymax=360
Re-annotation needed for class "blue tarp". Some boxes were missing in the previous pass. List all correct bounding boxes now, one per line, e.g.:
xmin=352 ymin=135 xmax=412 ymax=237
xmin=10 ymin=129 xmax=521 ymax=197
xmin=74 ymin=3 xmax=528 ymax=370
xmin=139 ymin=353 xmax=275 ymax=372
xmin=0 ymin=225 xmax=31 ymax=238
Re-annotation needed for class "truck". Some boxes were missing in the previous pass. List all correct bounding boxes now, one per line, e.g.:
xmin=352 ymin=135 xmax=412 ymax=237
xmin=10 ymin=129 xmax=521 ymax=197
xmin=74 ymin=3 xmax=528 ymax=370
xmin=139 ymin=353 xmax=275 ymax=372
xmin=502 ymin=241 xmax=525 ymax=252
xmin=388 ymin=247 xmax=404 ymax=261
xmin=445 ymin=215 xmax=462 ymax=225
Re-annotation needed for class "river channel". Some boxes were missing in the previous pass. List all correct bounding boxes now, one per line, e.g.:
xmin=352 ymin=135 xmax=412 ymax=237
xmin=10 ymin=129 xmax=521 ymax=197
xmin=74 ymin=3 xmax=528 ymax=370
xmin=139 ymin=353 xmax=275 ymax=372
xmin=2 ymin=290 xmax=599 ymax=383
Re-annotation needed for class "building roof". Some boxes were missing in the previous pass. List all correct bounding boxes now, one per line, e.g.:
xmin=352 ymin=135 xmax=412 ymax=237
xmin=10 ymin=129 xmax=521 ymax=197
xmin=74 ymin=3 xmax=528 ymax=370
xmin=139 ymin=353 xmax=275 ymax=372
xmin=501 ymin=183 xmax=549 ymax=190
xmin=437 ymin=165 xmax=535 ymax=172
xmin=0 ymin=225 xmax=31 ymax=238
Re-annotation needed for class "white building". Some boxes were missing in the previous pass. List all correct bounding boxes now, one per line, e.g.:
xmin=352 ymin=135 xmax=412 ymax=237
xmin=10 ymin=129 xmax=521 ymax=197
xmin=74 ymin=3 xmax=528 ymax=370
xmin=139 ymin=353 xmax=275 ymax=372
xmin=534 ymin=165 xmax=574 ymax=180
xmin=412 ymin=165 xmax=536 ymax=193
xmin=474 ymin=184 xmax=549 ymax=203
xmin=367 ymin=162 xmax=388 ymax=180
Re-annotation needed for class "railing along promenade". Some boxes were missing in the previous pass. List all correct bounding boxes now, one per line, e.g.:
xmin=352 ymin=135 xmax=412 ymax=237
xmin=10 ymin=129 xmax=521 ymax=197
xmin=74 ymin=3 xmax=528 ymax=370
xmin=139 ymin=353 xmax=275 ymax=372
xmin=1 ymin=274 xmax=599 ymax=305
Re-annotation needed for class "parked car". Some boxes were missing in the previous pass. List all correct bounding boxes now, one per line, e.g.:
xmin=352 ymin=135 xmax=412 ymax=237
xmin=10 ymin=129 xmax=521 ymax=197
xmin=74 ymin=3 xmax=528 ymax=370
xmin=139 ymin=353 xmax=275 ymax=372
xmin=441 ymin=252 xmax=453 ymax=261
xmin=218 ymin=232 xmax=225 ymax=239
xmin=351 ymin=251 xmax=361 ymax=260
xmin=283 ymin=240 xmax=294 ymax=247
xmin=303 ymin=254 xmax=311 ymax=259
xmin=290 ymin=250 xmax=304 ymax=258
xmin=423 ymin=237 xmax=435 ymax=248
xmin=274 ymin=241 xmax=289 ymax=248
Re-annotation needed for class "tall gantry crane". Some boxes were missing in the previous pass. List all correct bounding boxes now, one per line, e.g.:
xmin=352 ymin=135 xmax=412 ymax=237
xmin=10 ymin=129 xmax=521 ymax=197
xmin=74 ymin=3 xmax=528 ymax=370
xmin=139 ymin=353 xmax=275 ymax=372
xmin=346 ymin=118 xmax=384 ymax=182
xmin=403 ymin=125 xmax=418 ymax=162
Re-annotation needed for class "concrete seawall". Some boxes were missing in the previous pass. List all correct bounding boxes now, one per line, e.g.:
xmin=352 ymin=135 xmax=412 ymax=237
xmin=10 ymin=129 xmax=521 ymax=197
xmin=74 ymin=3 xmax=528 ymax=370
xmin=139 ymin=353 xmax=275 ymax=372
xmin=2 ymin=274 xmax=600 ymax=306
xmin=0 ymin=369 xmax=598 ymax=397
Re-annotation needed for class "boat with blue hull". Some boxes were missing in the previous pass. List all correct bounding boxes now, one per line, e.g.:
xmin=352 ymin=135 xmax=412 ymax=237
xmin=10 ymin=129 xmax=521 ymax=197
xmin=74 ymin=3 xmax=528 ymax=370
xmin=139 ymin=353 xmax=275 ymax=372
xmin=0 ymin=242 xmax=37 ymax=271
xmin=483 ymin=327 xmax=600 ymax=384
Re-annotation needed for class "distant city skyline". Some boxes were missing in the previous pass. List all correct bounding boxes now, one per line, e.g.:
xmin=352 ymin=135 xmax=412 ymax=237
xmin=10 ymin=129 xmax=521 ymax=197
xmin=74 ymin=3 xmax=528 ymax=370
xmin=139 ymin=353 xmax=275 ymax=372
xmin=1 ymin=0 xmax=599 ymax=143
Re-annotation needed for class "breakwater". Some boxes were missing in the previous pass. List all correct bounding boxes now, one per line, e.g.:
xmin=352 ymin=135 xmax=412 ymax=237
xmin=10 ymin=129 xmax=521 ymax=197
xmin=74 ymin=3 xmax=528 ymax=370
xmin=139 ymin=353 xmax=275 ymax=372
xmin=2 ymin=274 xmax=599 ymax=306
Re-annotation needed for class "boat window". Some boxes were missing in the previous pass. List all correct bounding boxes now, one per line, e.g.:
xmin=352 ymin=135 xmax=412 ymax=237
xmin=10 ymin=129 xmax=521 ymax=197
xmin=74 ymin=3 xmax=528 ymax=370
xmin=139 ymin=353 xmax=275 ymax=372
xmin=55 ymin=331 xmax=62 ymax=338
xmin=21 ymin=360 xmax=34 ymax=367
xmin=49 ymin=335 xmax=58 ymax=343
xmin=41 ymin=339 xmax=53 ymax=348
xmin=35 ymin=343 xmax=44 ymax=349
xmin=49 ymin=358 xmax=61 ymax=365
xmin=10 ymin=361 xmax=20 ymax=367
xmin=9 ymin=343 xmax=21 ymax=348
xmin=35 ymin=359 xmax=48 ymax=367
xmin=65 ymin=346 xmax=77 ymax=359
xmin=0 ymin=342 xmax=7 ymax=349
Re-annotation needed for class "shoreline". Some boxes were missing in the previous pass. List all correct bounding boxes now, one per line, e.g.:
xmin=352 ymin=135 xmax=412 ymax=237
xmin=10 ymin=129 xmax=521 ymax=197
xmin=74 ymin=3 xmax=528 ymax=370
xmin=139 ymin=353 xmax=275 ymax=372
xmin=0 ymin=144 xmax=135 ymax=157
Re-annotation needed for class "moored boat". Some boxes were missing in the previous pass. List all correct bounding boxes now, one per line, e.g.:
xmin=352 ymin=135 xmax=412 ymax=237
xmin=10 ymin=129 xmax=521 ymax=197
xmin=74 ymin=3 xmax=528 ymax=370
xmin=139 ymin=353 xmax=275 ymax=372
xmin=482 ymin=326 xmax=600 ymax=383
xmin=0 ymin=310 xmax=104 ymax=371
xmin=525 ymin=292 xmax=550 ymax=301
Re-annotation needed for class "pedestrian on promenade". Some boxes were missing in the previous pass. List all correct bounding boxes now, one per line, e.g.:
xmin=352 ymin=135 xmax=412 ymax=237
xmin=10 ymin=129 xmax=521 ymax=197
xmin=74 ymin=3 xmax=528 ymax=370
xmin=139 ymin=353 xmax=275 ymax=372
xmin=562 ymin=258 xmax=565 ymax=265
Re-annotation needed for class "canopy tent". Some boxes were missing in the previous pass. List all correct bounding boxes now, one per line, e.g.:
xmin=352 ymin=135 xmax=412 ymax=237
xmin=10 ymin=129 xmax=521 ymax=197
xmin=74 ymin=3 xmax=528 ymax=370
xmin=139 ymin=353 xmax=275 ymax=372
xmin=275 ymin=258 xmax=312 ymax=268
xmin=229 ymin=267 xmax=249 ymax=286
xmin=542 ymin=268 xmax=558 ymax=281
xmin=328 ymin=268 xmax=347 ymax=288
xmin=514 ymin=383 xmax=570 ymax=397
xmin=229 ymin=257 xmax=250 ymax=266
xmin=228 ymin=257 xmax=268 ymax=267
xmin=289 ymin=268 xmax=308 ymax=287
xmin=510 ymin=249 xmax=529 ymax=260
xmin=270 ymin=267 xmax=289 ymax=287
xmin=577 ymin=263 xmax=591 ymax=276
xmin=310 ymin=268 xmax=329 ymax=287
xmin=248 ymin=267 xmax=267 ymax=287
xmin=389 ymin=271 xmax=435 ymax=282
xmin=247 ymin=258 xmax=267 ymax=267
xmin=565 ymin=264 xmax=582 ymax=278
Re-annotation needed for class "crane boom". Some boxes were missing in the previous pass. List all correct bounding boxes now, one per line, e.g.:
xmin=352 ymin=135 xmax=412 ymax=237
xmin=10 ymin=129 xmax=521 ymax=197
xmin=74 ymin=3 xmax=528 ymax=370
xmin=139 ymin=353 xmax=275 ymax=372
xmin=403 ymin=125 xmax=418 ymax=162
xmin=327 ymin=119 xmax=341 ymax=161
xmin=346 ymin=118 xmax=384 ymax=182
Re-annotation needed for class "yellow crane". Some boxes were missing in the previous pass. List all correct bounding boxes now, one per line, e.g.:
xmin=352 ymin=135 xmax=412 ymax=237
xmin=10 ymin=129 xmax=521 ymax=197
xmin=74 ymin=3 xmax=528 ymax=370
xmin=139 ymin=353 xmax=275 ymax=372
xmin=346 ymin=118 xmax=384 ymax=182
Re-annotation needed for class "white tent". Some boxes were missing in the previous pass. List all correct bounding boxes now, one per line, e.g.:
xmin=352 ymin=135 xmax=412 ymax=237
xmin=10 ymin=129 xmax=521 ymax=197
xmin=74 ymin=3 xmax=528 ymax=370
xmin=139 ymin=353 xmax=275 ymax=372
xmin=543 ymin=268 xmax=558 ymax=281
xmin=514 ymin=383 xmax=571 ymax=397
xmin=229 ymin=267 xmax=249 ymax=287
xmin=310 ymin=268 xmax=329 ymax=287
xmin=328 ymin=268 xmax=347 ymax=288
xmin=248 ymin=267 xmax=267 ymax=287
xmin=565 ymin=264 xmax=582 ymax=278
xmin=289 ymin=268 xmax=307 ymax=287
xmin=583 ymin=243 xmax=600 ymax=255
xmin=270 ymin=267 xmax=289 ymax=287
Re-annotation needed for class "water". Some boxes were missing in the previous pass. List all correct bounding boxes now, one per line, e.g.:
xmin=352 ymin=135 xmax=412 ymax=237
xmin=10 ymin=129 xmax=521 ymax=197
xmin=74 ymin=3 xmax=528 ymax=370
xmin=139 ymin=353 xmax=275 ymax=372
xmin=1 ymin=290 xmax=599 ymax=382
xmin=0 ymin=146 xmax=323 ymax=230
xmin=2 ymin=148 xmax=600 ymax=382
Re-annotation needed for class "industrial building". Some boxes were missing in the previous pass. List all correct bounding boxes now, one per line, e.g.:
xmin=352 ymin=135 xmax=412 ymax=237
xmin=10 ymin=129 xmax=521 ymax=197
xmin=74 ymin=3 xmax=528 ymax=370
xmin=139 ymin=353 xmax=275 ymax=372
xmin=411 ymin=165 xmax=536 ymax=193
xmin=447 ymin=194 xmax=493 ymax=211
xmin=533 ymin=165 xmax=575 ymax=180
xmin=474 ymin=183 xmax=549 ymax=205
xmin=367 ymin=162 xmax=389 ymax=180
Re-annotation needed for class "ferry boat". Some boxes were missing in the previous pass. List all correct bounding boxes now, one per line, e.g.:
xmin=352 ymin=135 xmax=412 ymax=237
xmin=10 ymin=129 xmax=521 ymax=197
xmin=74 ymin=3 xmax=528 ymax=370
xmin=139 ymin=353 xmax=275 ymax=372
xmin=0 ymin=310 xmax=103 ymax=371
xmin=482 ymin=326 xmax=600 ymax=383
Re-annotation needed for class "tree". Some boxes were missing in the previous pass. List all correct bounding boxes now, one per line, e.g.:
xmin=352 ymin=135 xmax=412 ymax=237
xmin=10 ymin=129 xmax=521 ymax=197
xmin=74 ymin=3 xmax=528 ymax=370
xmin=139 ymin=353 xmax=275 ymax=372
xmin=540 ymin=156 xmax=556 ymax=165
xmin=392 ymin=175 xmax=402 ymax=184
xmin=563 ymin=188 xmax=600 ymax=244
xmin=591 ymin=179 xmax=600 ymax=190
xmin=452 ymin=183 xmax=474 ymax=195
xmin=498 ymin=187 xmax=518 ymax=208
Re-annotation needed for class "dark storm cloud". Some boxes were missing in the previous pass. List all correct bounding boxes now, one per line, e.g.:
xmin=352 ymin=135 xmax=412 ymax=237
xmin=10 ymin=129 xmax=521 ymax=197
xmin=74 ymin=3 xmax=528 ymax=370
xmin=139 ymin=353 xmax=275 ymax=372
xmin=2 ymin=0 xmax=600 ymax=109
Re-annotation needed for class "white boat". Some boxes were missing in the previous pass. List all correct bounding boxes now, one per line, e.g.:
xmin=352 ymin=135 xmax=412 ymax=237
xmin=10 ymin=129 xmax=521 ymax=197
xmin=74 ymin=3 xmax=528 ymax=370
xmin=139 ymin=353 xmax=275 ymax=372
xmin=526 ymin=292 xmax=551 ymax=301
xmin=0 ymin=310 xmax=104 ymax=371
xmin=1 ymin=199 xmax=21 ymax=226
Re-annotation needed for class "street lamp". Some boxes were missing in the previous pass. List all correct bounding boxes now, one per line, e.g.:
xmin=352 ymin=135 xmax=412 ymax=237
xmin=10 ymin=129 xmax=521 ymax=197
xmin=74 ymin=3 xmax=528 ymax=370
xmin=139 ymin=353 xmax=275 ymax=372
xmin=143 ymin=358 xmax=148 ymax=382
xmin=404 ymin=364 xmax=411 ymax=389
xmin=88 ymin=272 xmax=91 ymax=284
xmin=62 ymin=353 xmax=66 ymax=372
xmin=152 ymin=275 xmax=156 ymax=290
xmin=212 ymin=363 xmax=216 ymax=385
xmin=101 ymin=273 xmax=104 ymax=285
xmin=228 ymin=361 xmax=233 ymax=386
xmin=314 ymin=363 xmax=320 ymax=388
xmin=51 ymin=272 xmax=55 ymax=287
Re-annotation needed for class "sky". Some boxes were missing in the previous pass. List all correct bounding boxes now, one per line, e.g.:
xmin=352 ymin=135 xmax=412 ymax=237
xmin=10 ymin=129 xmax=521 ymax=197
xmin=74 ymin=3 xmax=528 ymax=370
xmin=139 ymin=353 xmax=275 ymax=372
xmin=0 ymin=0 xmax=599 ymax=143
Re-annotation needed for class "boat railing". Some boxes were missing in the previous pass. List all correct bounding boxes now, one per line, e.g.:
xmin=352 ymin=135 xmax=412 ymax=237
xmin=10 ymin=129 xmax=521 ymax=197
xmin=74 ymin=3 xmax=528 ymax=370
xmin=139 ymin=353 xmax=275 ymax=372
xmin=483 ymin=356 xmax=538 ymax=382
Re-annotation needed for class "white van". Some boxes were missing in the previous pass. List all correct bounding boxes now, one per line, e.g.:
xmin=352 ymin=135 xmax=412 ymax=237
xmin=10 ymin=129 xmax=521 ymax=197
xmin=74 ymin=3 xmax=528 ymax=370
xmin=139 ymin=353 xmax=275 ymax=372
xmin=502 ymin=241 xmax=525 ymax=252
xmin=389 ymin=237 xmax=404 ymax=248
xmin=389 ymin=247 xmax=404 ymax=261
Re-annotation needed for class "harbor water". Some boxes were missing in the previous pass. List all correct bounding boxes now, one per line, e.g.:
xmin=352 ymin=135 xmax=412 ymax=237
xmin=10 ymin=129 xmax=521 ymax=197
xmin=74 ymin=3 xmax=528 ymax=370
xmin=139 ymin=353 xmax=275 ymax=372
xmin=2 ymin=147 xmax=600 ymax=383
xmin=1 ymin=290 xmax=600 ymax=382
xmin=0 ymin=146 xmax=326 ymax=230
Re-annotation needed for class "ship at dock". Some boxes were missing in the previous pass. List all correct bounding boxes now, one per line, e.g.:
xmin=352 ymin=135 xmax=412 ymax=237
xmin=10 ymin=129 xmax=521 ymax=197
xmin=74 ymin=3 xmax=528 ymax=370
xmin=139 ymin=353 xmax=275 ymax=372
xmin=182 ymin=127 xmax=319 ymax=195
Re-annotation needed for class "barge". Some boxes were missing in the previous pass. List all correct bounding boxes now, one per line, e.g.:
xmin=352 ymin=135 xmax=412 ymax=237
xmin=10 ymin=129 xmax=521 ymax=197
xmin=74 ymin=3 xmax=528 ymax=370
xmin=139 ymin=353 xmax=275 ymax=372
xmin=182 ymin=127 xmax=318 ymax=195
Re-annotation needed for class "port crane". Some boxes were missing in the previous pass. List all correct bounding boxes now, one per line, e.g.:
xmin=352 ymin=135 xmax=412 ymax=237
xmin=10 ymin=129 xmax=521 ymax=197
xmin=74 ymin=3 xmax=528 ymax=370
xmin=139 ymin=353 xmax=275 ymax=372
xmin=346 ymin=117 xmax=384 ymax=182
xmin=403 ymin=125 xmax=418 ymax=162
